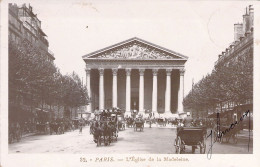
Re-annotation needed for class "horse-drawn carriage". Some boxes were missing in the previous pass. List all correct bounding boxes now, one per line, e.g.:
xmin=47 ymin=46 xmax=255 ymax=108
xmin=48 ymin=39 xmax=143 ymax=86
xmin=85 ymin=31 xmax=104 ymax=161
xmin=156 ymin=118 xmax=167 ymax=127
xmin=50 ymin=121 xmax=65 ymax=135
xmin=126 ymin=117 xmax=134 ymax=128
xmin=134 ymin=118 xmax=144 ymax=131
xmin=35 ymin=122 xmax=50 ymax=134
xmin=91 ymin=114 xmax=119 ymax=146
xmin=208 ymin=113 xmax=241 ymax=144
xmin=213 ymin=124 xmax=239 ymax=144
xmin=174 ymin=126 xmax=207 ymax=154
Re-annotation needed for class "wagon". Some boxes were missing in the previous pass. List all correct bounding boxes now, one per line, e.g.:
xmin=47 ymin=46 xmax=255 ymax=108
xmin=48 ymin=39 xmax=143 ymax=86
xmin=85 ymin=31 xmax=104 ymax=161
xmin=156 ymin=118 xmax=167 ymax=127
xmin=134 ymin=119 xmax=144 ymax=131
xmin=126 ymin=118 xmax=134 ymax=128
xmin=174 ymin=127 xmax=207 ymax=154
xmin=214 ymin=125 xmax=239 ymax=144
xmin=93 ymin=121 xmax=112 ymax=147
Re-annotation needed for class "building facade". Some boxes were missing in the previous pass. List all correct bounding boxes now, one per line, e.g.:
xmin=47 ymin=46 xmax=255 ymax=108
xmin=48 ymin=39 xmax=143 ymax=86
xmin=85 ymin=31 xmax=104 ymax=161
xmin=9 ymin=3 xmax=55 ymax=62
xmin=214 ymin=5 xmax=253 ymax=119
xmin=83 ymin=37 xmax=188 ymax=118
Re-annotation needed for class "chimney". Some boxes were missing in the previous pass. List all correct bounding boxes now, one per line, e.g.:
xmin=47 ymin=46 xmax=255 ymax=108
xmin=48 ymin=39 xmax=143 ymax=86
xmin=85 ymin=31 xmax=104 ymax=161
xmin=226 ymin=48 xmax=230 ymax=54
xmin=243 ymin=6 xmax=251 ymax=34
xmin=234 ymin=23 xmax=243 ymax=41
xmin=230 ymin=42 xmax=235 ymax=48
xmin=249 ymin=5 xmax=254 ymax=32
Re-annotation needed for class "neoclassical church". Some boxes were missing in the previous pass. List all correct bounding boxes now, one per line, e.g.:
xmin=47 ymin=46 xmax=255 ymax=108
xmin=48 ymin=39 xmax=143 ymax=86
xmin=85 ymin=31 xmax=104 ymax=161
xmin=82 ymin=37 xmax=188 ymax=118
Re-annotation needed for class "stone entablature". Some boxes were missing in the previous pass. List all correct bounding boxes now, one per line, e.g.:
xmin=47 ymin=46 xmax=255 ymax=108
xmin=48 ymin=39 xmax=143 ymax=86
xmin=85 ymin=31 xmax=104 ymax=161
xmin=85 ymin=59 xmax=186 ymax=69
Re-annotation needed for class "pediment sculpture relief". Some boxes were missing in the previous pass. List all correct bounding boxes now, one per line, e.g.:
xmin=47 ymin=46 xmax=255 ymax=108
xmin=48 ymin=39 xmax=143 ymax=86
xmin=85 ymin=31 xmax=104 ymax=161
xmin=95 ymin=44 xmax=179 ymax=59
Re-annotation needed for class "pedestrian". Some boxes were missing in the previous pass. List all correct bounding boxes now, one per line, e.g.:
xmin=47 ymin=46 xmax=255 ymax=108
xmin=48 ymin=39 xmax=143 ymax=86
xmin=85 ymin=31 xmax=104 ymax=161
xmin=79 ymin=121 xmax=83 ymax=134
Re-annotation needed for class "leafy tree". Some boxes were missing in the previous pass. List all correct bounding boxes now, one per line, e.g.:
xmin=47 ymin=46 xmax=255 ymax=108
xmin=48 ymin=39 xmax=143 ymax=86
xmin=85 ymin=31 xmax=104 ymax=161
xmin=183 ymin=46 xmax=253 ymax=117
xmin=9 ymin=39 xmax=90 ymax=121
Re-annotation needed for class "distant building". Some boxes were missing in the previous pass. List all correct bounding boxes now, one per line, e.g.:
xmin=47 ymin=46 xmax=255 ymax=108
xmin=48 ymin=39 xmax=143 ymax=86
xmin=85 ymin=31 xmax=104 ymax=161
xmin=214 ymin=5 xmax=253 ymax=119
xmin=215 ymin=5 xmax=253 ymax=67
xmin=9 ymin=3 xmax=55 ymax=62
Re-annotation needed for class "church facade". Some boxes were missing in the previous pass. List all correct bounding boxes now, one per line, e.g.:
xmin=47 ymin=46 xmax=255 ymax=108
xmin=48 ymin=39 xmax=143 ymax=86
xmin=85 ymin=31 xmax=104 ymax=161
xmin=82 ymin=37 xmax=188 ymax=118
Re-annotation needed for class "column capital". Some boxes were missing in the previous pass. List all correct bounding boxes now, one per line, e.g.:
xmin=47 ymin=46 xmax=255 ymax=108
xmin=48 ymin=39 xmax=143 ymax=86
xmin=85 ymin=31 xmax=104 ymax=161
xmin=139 ymin=69 xmax=145 ymax=76
xmin=166 ymin=69 xmax=172 ymax=76
xmin=152 ymin=69 xmax=159 ymax=76
xmin=112 ymin=68 xmax=118 ymax=76
xmin=85 ymin=68 xmax=91 ymax=75
xmin=125 ymin=68 xmax=132 ymax=76
xmin=98 ymin=68 xmax=104 ymax=76
xmin=179 ymin=68 xmax=185 ymax=76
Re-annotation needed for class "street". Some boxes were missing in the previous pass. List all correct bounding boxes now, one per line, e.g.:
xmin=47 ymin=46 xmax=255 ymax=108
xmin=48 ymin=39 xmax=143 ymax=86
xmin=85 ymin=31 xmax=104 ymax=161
xmin=9 ymin=124 xmax=253 ymax=154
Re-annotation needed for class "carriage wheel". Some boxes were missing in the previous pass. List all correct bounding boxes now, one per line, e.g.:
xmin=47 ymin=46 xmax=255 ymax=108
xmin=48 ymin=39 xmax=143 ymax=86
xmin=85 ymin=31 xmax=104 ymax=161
xmin=200 ymin=139 xmax=206 ymax=154
xmin=175 ymin=136 xmax=182 ymax=154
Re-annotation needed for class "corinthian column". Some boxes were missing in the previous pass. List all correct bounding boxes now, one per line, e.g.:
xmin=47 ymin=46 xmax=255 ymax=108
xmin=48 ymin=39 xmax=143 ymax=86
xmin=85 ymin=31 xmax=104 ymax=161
xmin=165 ymin=69 xmax=172 ymax=115
xmin=139 ymin=69 xmax=145 ymax=114
xmin=98 ymin=68 xmax=104 ymax=110
xmin=85 ymin=68 xmax=91 ymax=112
xmin=178 ymin=68 xmax=185 ymax=114
xmin=112 ymin=68 xmax=118 ymax=108
xmin=152 ymin=69 xmax=158 ymax=114
xmin=125 ymin=68 xmax=131 ymax=114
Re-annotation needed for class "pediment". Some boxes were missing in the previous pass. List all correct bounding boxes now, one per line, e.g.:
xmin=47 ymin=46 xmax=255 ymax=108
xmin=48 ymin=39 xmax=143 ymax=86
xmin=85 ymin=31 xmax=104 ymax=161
xmin=83 ymin=37 xmax=188 ymax=60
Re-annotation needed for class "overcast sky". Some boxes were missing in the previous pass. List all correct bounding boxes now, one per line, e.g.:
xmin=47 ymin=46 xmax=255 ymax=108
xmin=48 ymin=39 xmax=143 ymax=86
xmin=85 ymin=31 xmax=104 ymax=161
xmin=26 ymin=0 xmax=252 ymax=96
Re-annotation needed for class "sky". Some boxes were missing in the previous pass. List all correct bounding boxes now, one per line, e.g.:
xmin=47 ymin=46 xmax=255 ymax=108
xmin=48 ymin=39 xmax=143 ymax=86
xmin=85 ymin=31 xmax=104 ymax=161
xmin=24 ymin=0 xmax=253 ymax=96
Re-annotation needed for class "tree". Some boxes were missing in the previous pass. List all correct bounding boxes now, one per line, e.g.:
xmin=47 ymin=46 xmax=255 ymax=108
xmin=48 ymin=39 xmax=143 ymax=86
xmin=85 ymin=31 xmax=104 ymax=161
xmin=183 ymin=46 xmax=253 ymax=117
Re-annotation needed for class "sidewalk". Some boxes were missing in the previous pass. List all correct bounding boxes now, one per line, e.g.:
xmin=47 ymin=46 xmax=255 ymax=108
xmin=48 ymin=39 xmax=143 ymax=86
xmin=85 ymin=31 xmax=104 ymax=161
xmin=22 ymin=132 xmax=36 ymax=138
xmin=237 ymin=129 xmax=253 ymax=139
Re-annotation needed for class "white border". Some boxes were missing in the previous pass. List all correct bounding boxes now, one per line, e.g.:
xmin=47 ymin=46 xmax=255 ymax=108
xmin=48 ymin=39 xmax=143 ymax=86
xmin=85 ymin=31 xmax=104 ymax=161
xmin=1 ymin=1 xmax=260 ymax=167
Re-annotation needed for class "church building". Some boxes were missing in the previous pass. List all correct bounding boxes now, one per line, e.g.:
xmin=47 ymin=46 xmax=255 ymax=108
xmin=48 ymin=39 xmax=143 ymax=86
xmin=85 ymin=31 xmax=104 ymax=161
xmin=82 ymin=37 xmax=188 ymax=118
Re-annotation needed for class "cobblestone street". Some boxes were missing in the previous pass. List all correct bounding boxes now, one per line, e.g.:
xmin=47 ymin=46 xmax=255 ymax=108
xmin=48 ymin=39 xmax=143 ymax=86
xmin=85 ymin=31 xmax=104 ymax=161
xmin=9 ymin=124 xmax=253 ymax=154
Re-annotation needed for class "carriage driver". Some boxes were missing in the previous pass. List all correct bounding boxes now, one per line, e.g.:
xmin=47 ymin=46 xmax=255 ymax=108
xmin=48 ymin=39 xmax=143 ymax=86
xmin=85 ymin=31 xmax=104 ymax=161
xmin=183 ymin=114 xmax=194 ymax=127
